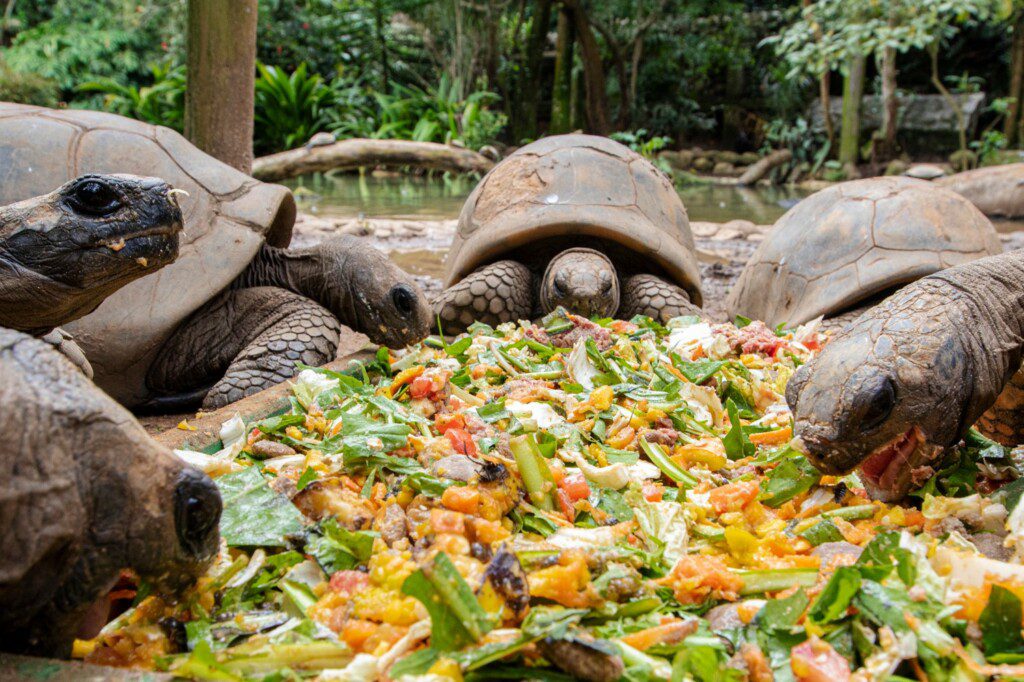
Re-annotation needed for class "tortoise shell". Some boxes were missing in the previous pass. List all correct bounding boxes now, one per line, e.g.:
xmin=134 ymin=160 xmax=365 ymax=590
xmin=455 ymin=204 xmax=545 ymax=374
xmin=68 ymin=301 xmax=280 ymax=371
xmin=0 ymin=102 xmax=295 ymax=405
xmin=443 ymin=134 xmax=703 ymax=305
xmin=935 ymin=163 xmax=1024 ymax=219
xmin=726 ymin=176 xmax=1002 ymax=327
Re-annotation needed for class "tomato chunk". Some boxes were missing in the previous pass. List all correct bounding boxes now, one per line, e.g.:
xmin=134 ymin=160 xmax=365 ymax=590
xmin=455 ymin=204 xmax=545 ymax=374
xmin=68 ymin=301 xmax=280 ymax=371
xmin=559 ymin=472 xmax=591 ymax=502
xmin=329 ymin=570 xmax=370 ymax=596
xmin=409 ymin=376 xmax=434 ymax=398
xmin=445 ymin=428 xmax=479 ymax=456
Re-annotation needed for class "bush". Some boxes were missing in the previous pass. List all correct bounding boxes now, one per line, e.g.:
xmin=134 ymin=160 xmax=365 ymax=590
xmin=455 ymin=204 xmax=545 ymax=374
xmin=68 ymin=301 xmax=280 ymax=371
xmin=77 ymin=62 xmax=186 ymax=131
xmin=254 ymin=62 xmax=336 ymax=155
xmin=0 ymin=59 xmax=59 ymax=107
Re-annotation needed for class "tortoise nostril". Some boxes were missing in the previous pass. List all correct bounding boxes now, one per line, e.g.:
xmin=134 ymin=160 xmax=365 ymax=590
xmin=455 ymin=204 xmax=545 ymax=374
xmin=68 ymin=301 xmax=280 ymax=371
xmin=174 ymin=469 xmax=221 ymax=558
xmin=391 ymin=285 xmax=416 ymax=316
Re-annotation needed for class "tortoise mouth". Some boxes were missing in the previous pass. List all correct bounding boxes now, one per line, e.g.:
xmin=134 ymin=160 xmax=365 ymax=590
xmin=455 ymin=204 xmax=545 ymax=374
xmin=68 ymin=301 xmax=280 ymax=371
xmin=89 ymin=221 xmax=183 ymax=252
xmin=858 ymin=426 xmax=942 ymax=501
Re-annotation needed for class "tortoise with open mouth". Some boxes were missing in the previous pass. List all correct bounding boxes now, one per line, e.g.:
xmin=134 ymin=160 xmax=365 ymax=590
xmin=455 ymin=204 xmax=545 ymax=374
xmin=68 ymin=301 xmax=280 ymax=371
xmin=726 ymin=177 xmax=1009 ymax=500
xmin=434 ymin=134 xmax=703 ymax=331
xmin=786 ymin=248 xmax=1024 ymax=501
xmin=0 ymin=103 xmax=431 ymax=410
xmin=0 ymin=327 xmax=222 ymax=657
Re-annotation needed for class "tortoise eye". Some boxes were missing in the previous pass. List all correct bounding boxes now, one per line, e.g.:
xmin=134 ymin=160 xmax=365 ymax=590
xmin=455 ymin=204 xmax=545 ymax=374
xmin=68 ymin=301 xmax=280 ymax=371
xmin=390 ymin=285 xmax=417 ymax=316
xmin=67 ymin=178 xmax=122 ymax=216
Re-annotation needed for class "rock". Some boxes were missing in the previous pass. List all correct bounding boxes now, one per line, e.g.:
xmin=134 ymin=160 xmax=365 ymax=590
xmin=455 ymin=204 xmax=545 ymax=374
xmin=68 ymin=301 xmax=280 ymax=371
xmin=903 ymin=163 xmax=947 ymax=180
xmin=716 ymin=150 xmax=742 ymax=165
xmin=692 ymin=156 xmax=714 ymax=173
xmin=949 ymin=149 xmax=978 ymax=172
xmin=884 ymin=159 xmax=909 ymax=176
xmin=739 ymin=152 xmax=760 ymax=165
xmin=712 ymin=161 xmax=737 ymax=176
xmin=659 ymin=149 xmax=693 ymax=171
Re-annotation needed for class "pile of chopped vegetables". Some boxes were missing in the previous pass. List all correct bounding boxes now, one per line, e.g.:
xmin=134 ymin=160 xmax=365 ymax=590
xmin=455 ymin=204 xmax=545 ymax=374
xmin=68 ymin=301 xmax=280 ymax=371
xmin=77 ymin=310 xmax=1024 ymax=681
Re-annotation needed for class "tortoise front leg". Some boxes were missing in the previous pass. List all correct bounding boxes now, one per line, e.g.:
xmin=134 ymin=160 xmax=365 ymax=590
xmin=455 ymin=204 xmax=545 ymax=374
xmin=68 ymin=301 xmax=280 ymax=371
xmin=433 ymin=260 xmax=534 ymax=333
xmin=618 ymin=274 xmax=701 ymax=323
xmin=147 ymin=287 xmax=341 ymax=410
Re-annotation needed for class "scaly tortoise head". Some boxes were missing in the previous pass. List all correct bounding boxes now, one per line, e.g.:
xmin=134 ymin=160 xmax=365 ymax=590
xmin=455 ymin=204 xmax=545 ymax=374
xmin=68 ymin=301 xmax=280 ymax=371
xmin=0 ymin=174 xmax=183 ymax=334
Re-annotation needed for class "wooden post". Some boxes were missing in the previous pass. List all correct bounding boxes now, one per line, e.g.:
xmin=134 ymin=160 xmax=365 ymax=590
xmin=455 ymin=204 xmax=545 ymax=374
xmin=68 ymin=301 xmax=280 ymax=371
xmin=185 ymin=0 xmax=258 ymax=173
xmin=839 ymin=54 xmax=866 ymax=168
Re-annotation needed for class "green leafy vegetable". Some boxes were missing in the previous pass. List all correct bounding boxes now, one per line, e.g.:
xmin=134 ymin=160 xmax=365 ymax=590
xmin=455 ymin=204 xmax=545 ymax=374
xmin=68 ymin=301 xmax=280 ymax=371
xmin=215 ymin=467 xmax=305 ymax=547
xmin=759 ymin=454 xmax=821 ymax=507
xmin=306 ymin=518 xmax=377 ymax=574
xmin=402 ymin=552 xmax=494 ymax=651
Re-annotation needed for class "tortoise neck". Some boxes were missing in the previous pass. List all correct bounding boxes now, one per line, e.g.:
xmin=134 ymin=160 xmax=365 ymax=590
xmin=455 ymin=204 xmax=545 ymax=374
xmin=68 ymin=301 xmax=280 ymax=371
xmin=233 ymin=243 xmax=355 ymax=321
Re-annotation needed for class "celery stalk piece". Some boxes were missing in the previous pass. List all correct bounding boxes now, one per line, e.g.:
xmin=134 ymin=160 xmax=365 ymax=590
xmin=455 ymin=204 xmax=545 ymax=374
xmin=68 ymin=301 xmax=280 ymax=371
xmin=638 ymin=437 xmax=698 ymax=488
xmin=736 ymin=568 xmax=818 ymax=595
xmin=511 ymin=434 xmax=556 ymax=511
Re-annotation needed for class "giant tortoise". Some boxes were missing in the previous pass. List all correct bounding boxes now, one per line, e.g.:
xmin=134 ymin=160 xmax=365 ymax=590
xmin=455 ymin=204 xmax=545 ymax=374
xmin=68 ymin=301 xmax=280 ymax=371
xmin=0 ymin=327 xmax=221 ymax=657
xmin=787 ymin=248 xmax=1024 ymax=501
xmin=936 ymin=163 xmax=1024 ymax=219
xmin=726 ymin=176 xmax=1002 ymax=328
xmin=0 ymin=103 xmax=431 ymax=409
xmin=433 ymin=134 xmax=703 ymax=331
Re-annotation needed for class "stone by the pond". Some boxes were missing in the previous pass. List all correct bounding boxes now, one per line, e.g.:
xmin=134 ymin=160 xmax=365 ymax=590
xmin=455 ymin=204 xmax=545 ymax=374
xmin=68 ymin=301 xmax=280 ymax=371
xmin=904 ymin=164 xmax=948 ymax=180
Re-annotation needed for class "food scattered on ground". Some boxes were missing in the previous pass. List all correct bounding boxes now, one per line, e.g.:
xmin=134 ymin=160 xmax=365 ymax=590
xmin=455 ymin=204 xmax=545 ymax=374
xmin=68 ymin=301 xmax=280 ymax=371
xmin=80 ymin=310 xmax=1024 ymax=680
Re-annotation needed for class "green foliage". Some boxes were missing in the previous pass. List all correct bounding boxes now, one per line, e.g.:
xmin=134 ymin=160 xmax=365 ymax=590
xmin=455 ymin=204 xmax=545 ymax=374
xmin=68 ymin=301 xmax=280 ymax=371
xmin=763 ymin=117 xmax=830 ymax=177
xmin=972 ymin=129 xmax=1010 ymax=164
xmin=609 ymin=129 xmax=671 ymax=159
xmin=363 ymin=75 xmax=506 ymax=149
xmin=4 ymin=0 xmax=182 ymax=99
xmin=77 ymin=62 xmax=186 ymax=131
xmin=0 ymin=58 xmax=59 ymax=106
xmin=254 ymin=62 xmax=336 ymax=154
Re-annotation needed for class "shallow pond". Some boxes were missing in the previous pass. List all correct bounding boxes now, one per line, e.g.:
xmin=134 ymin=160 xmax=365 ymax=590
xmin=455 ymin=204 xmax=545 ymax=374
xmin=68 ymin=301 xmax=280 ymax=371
xmin=283 ymin=172 xmax=810 ymax=225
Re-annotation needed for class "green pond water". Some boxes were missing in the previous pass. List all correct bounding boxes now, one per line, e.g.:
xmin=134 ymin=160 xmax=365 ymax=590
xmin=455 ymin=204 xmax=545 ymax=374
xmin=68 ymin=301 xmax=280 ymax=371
xmin=284 ymin=172 xmax=810 ymax=225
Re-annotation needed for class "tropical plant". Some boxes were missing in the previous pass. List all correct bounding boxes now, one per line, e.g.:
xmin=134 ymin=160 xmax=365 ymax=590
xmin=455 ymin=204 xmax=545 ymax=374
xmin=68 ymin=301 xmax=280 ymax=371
xmin=972 ymin=129 xmax=1009 ymax=164
xmin=763 ymin=116 xmax=831 ymax=179
xmin=77 ymin=62 xmax=187 ymax=131
xmin=361 ymin=75 xmax=506 ymax=150
xmin=609 ymin=129 xmax=671 ymax=159
xmin=253 ymin=62 xmax=336 ymax=155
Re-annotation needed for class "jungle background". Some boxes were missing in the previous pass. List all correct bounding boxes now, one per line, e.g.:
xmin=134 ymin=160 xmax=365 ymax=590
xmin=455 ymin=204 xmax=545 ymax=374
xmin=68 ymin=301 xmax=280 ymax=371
xmin=1 ymin=0 xmax=1022 ymax=179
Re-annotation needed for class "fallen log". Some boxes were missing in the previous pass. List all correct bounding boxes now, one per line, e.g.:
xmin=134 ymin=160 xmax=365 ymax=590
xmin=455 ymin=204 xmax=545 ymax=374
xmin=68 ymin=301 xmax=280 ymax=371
xmin=736 ymin=149 xmax=792 ymax=186
xmin=252 ymin=138 xmax=495 ymax=181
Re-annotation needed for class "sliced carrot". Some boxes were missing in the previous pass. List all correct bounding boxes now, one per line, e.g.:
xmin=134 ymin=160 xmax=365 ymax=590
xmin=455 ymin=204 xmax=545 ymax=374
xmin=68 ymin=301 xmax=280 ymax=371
xmin=749 ymin=426 xmax=793 ymax=446
xmin=389 ymin=365 xmax=425 ymax=394
xmin=620 ymin=619 xmax=697 ymax=650
xmin=441 ymin=485 xmax=480 ymax=514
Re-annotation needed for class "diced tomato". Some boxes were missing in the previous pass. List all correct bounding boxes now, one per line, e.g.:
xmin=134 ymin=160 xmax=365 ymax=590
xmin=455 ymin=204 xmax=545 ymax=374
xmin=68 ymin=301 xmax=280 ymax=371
xmin=791 ymin=637 xmax=850 ymax=682
xmin=642 ymin=480 xmax=664 ymax=502
xmin=557 ymin=489 xmax=575 ymax=521
xmin=803 ymin=336 xmax=821 ymax=351
xmin=409 ymin=376 xmax=435 ymax=398
xmin=445 ymin=428 xmax=479 ymax=456
xmin=559 ymin=472 xmax=591 ymax=502
xmin=329 ymin=570 xmax=370 ymax=596
xmin=435 ymin=412 xmax=466 ymax=434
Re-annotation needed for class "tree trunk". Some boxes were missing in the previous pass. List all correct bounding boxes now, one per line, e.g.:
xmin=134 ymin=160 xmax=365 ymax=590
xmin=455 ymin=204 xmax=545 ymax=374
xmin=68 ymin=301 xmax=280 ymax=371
xmin=1005 ymin=13 xmax=1024 ymax=147
xmin=185 ymin=0 xmax=257 ymax=173
xmin=373 ymin=0 xmax=389 ymax=93
xmin=550 ymin=5 xmax=575 ymax=135
xmin=876 ymin=44 xmax=899 ymax=160
xmin=512 ymin=0 xmax=553 ymax=141
xmin=0 ymin=0 xmax=17 ymax=46
xmin=251 ymin=139 xmax=495 ymax=182
xmin=819 ymin=71 xmax=834 ymax=148
xmin=839 ymin=54 xmax=866 ymax=168
xmin=736 ymin=149 xmax=792 ymax=186
xmin=929 ymin=43 xmax=968 ymax=157
xmin=567 ymin=0 xmax=610 ymax=135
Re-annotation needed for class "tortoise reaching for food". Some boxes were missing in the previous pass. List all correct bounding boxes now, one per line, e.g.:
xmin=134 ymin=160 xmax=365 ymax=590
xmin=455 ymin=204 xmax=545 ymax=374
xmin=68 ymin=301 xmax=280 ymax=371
xmin=786 ymin=248 xmax=1024 ymax=502
xmin=726 ymin=176 xmax=1002 ymax=329
xmin=0 ymin=327 xmax=221 ymax=657
xmin=0 ymin=103 xmax=431 ymax=410
xmin=0 ymin=173 xmax=184 ymax=376
xmin=433 ymin=134 xmax=703 ymax=331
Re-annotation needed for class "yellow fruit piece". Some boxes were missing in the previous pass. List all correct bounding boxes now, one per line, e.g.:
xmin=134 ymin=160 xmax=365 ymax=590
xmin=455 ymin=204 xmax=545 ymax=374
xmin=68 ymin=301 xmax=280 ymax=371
xmin=71 ymin=638 xmax=97 ymax=659
xmin=390 ymin=365 xmax=425 ymax=393
xmin=675 ymin=445 xmax=727 ymax=470
xmin=285 ymin=426 xmax=303 ymax=440
xmin=724 ymin=526 xmax=759 ymax=563
xmin=427 ymin=657 xmax=464 ymax=680
xmin=590 ymin=385 xmax=614 ymax=411
xmin=176 ymin=419 xmax=196 ymax=431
